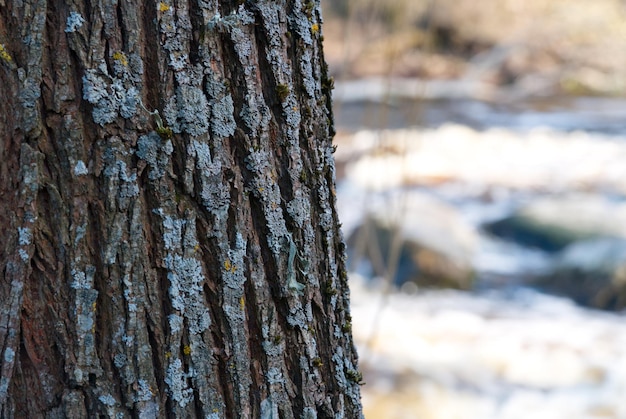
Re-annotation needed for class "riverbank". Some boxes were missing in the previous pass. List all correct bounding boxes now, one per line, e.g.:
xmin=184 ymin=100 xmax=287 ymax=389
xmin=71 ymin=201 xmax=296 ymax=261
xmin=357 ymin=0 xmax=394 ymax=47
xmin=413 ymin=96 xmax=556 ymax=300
xmin=322 ymin=0 xmax=626 ymax=96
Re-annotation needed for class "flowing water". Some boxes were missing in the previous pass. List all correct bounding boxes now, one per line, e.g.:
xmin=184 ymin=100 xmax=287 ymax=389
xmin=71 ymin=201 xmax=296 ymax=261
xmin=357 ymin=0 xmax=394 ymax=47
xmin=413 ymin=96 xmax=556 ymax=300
xmin=334 ymin=82 xmax=626 ymax=134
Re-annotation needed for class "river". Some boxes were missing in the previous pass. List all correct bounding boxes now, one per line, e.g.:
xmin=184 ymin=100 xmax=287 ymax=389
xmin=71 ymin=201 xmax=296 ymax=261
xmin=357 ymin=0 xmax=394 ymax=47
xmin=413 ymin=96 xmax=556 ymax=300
xmin=333 ymin=81 xmax=626 ymax=418
xmin=333 ymin=79 xmax=626 ymax=134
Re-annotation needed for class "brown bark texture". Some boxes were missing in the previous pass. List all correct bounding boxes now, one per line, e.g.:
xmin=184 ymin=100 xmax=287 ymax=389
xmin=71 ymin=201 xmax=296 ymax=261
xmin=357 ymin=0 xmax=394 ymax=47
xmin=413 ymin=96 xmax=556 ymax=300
xmin=0 ymin=0 xmax=362 ymax=417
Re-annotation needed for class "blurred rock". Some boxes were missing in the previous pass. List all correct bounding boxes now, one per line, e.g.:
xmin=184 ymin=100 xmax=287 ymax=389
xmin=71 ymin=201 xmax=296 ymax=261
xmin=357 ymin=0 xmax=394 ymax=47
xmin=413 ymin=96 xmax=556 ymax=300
xmin=348 ymin=191 xmax=477 ymax=289
xmin=487 ymin=195 xmax=626 ymax=310
xmin=532 ymin=237 xmax=626 ymax=310
xmin=485 ymin=195 xmax=626 ymax=252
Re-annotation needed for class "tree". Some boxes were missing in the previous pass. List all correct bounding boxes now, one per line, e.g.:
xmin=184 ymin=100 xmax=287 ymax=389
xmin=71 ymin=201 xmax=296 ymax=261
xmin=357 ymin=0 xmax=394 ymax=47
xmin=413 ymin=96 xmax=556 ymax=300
xmin=0 ymin=0 xmax=362 ymax=416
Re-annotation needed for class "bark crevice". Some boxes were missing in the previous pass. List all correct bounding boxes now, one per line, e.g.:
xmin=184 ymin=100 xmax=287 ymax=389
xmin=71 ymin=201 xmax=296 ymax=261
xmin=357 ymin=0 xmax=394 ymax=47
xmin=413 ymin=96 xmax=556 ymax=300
xmin=0 ymin=0 xmax=363 ymax=417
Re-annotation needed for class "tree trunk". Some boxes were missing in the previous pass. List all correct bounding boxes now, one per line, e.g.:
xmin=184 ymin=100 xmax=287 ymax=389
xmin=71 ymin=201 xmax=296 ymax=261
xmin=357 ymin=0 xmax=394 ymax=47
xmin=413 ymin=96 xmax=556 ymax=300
xmin=0 ymin=0 xmax=362 ymax=417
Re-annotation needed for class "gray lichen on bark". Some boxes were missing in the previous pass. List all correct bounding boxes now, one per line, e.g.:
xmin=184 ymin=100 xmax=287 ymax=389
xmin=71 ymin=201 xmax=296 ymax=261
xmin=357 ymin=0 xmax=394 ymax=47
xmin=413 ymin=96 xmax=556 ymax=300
xmin=0 ymin=0 xmax=362 ymax=417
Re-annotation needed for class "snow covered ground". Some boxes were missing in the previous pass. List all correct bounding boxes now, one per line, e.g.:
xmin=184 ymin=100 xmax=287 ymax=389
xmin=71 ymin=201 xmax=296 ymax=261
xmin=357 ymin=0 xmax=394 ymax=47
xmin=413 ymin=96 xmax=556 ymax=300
xmin=337 ymin=125 xmax=626 ymax=194
xmin=351 ymin=276 xmax=626 ymax=419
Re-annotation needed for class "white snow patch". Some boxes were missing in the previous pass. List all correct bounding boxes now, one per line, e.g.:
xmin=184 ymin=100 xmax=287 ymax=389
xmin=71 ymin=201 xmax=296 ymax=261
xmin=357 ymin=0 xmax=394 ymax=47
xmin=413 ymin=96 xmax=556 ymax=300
xmin=351 ymin=275 xmax=626 ymax=419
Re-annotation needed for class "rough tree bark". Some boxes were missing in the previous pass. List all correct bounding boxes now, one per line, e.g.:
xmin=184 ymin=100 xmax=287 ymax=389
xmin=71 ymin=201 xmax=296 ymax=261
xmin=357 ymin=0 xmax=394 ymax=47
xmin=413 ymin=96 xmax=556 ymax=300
xmin=0 ymin=0 xmax=362 ymax=417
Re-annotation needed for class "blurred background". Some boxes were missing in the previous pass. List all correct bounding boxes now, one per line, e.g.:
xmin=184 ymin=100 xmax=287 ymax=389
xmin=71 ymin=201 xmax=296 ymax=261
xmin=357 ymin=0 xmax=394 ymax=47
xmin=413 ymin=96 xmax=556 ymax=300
xmin=320 ymin=0 xmax=626 ymax=417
